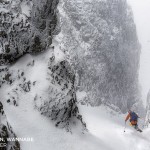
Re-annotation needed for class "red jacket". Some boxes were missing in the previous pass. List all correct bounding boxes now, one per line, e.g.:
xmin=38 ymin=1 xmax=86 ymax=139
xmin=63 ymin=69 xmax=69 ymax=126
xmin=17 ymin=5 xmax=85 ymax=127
xmin=125 ymin=113 xmax=137 ymax=125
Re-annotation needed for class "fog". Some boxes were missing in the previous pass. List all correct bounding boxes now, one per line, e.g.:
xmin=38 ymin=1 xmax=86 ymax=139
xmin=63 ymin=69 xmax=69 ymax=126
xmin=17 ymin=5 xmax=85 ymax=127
xmin=127 ymin=0 xmax=150 ymax=106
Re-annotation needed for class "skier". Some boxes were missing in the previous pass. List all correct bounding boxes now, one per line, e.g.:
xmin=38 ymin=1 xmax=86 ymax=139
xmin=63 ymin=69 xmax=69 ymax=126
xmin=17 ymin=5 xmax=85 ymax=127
xmin=125 ymin=110 xmax=142 ymax=132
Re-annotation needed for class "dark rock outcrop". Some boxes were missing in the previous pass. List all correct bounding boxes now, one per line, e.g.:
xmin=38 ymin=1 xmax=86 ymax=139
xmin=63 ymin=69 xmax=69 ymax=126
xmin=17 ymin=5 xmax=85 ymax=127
xmin=0 ymin=102 xmax=20 ymax=150
xmin=0 ymin=0 xmax=60 ymax=65
xmin=34 ymin=54 xmax=86 ymax=132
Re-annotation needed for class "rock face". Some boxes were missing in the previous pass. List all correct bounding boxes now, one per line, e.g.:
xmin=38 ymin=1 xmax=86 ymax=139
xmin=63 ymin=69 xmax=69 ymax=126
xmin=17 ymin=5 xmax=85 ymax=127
xmin=145 ymin=90 xmax=150 ymax=127
xmin=0 ymin=102 xmax=20 ymax=150
xmin=0 ymin=0 xmax=86 ymax=138
xmin=58 ymin=0 xmax=141 ymax=113
xmin=0 ymin=0 xmax=60 ymax=64
xmin=35 ymin=55 xmax=86 ymax=131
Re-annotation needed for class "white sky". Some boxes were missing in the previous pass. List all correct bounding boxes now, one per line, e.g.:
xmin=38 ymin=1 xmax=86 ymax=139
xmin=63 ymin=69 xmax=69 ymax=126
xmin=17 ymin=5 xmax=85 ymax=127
xmin=127 ymin=0 xmax=150 ymax=106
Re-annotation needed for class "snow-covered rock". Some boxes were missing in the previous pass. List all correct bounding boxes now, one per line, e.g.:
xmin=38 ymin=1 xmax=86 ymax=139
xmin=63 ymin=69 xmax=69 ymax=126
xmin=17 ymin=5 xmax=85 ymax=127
xmin=0 ymin=102 xmax=20 ymax=150
xmin=58 ymin=0 xmax=142 ymax=113
xmin=145 ymin=90 xmax=150 ymax=127
xmin=0 ymin=47 xmax=86 ymax=133
xmin=0 ymin=0 xmax=59 ymax=64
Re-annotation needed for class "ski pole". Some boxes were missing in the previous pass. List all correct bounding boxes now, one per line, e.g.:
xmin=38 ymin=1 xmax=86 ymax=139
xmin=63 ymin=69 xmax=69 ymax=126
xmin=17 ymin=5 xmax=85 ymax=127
xmin=124 ymin=122 xmax=126 ymax=132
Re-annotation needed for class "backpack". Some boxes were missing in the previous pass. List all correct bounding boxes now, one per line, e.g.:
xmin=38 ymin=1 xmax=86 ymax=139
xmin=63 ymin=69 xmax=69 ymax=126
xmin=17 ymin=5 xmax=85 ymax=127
xmin=130 ymin=112 xmax=138 ymax=122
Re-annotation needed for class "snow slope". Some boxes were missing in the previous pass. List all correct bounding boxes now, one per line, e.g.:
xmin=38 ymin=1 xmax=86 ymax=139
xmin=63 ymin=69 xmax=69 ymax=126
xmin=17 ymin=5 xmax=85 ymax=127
xmin=1 ymin=95 xmax=109 ymax=150
xmin=0 ymin=47 xmax=150 ymax=150
xmin=1 ymin=98 xmax=150 ymax=150
xmin=80 ymin=105 xmax=150 ymax=150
